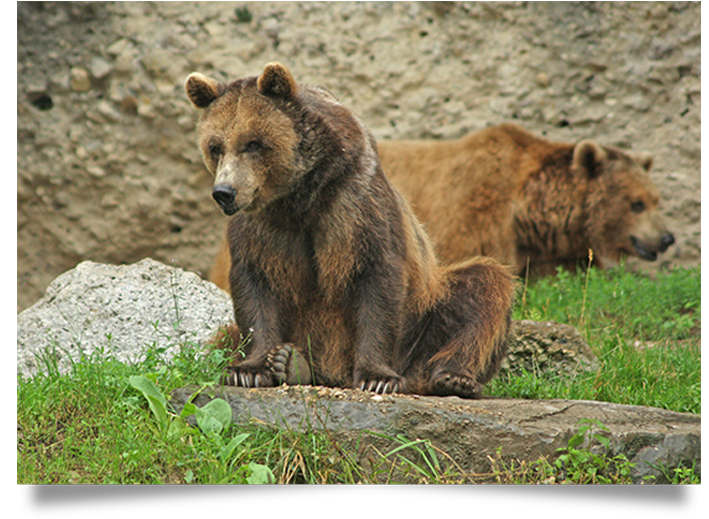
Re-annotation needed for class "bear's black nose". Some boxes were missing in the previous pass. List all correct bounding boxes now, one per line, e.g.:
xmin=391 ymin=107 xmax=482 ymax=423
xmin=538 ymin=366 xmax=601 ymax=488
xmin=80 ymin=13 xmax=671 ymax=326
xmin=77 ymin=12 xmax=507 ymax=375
xmin=660 ymin=233 xmax=675 ymax=250
xmin=213 ymin=184 xmax=236 ymax=209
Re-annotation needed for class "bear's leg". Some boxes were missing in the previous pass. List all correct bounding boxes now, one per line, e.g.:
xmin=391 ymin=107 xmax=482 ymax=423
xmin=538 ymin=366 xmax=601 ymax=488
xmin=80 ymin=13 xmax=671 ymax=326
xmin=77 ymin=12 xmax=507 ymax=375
xmin=409 ymin=258 xmax=515 ymax=398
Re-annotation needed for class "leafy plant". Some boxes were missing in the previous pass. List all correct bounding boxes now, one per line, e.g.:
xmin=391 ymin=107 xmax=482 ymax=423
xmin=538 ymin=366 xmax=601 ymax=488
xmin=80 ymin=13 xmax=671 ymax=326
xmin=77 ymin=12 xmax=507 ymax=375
xmin=554 ymin=419 xmax=634 ymax=484
xmin=129 ymin=373 xmax=234 ymax=436
xmin=127 ymin=373 xmax=274 ymax=483
xmin=664 ymin=463 xmax=701 ymax=484
xmin=234 ymin=6 xmax=252 ymax=23
xmin=487 ymin=419 xmax=636 ymax=484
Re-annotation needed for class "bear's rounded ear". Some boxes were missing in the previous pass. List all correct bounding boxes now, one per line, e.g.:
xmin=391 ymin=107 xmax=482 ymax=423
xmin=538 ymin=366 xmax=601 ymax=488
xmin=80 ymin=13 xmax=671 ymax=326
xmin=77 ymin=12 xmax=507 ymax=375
xmin=185 ymin=73 xmax=222 ymax=108
xmin=257 ymin=62 xmax=298 ymax=99
xmin=573 ymin=140 xmax=607 ymax=179
xmin=634 ymin=152 xmax=654 ymax=171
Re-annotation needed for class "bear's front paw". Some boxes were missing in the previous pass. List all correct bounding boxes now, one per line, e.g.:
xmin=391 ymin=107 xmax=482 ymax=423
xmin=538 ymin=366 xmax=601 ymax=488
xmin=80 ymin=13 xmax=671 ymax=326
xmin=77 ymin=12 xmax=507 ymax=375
xmin=266 ymin=343 xmax=312 ymax=385
xmin=356 ymin=370 xmax=404 ymax=395
xmin=221 ymin=361 xmax=274 ymax=388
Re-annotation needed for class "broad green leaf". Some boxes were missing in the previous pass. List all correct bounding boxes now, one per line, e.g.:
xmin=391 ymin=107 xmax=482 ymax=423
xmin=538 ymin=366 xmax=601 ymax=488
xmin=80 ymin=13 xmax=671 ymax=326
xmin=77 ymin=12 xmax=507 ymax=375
xmin=247 ymin=463 xmax=275 ymax=484
xmin=145 ymin=394 xmax=168 ymax=429
xmin=195 ymin=398 xmax=232 ymax=435
xmin=567 ymin=432 xmax=584 ymax=449
xmin=168 ymin=415 xmax=189 ymax=438
xmin=220 ymin=433 xmax=250 ymax=461
xmin=202 ymin=399 xmax=232 ymax=428
xmin=129 ymin=375 xmax=168 ymax=428
xmin=195 ymin=408 xmax=222 ymax=435
xmin=180 ymin=402 xmax=197 ymax=418
xmin=129 ymin=375 xmax=167 ymax=406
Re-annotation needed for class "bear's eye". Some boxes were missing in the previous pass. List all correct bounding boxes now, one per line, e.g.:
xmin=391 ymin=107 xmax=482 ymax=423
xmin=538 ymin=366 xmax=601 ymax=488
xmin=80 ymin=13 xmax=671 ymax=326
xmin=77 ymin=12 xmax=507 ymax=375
xmin=208 ymin=143 xmax=223 ymax=160
xmin=631 ymin=201 xmax=645 ymax=214
xmin=243 ymin=140 xmax=263 ymax=153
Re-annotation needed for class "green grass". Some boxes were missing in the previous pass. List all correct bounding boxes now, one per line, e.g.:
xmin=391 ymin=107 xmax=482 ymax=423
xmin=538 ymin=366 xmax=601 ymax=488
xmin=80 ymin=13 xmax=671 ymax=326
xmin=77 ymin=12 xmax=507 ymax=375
xmin=515 ymin=263 xmax=700 ymax=342
xmin=17 ymin=264 xmax=700 ymax=484
xmin=486 ymin=264 xmax=700 ymax=415
xmin=16 ymin=342 xmax=478 ymax=484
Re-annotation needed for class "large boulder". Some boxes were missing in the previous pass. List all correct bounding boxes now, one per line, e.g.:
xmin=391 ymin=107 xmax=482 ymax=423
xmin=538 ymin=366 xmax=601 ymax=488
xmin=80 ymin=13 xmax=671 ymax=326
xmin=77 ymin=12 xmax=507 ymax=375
xmin=17 ymin=258 xmax=232 ymax=378
xmin=503 ymin=320 xmax=599 ymax=376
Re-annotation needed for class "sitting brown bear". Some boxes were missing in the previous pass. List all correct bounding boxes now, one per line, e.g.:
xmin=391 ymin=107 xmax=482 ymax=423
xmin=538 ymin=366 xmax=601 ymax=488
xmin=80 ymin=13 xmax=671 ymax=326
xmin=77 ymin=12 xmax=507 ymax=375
xmin=378 ymin=123 xmax=675 ymax=277
xmin=185 ymin=63 xmax=515 ymax=398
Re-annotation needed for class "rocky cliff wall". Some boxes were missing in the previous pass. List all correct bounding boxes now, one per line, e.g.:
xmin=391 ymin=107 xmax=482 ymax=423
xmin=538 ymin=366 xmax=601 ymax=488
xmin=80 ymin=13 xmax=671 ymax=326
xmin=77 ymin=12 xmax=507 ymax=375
xmin=17 ymin=1 xmax=701 ymax=311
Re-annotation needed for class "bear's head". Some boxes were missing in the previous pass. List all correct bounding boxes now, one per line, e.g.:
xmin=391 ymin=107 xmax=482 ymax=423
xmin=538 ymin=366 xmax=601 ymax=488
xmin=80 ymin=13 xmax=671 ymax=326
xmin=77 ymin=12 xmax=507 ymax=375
xmin=573 ymin=141 xmax=675 ymax=265
xmin=185 ymin=62 xmax=340 ymax=216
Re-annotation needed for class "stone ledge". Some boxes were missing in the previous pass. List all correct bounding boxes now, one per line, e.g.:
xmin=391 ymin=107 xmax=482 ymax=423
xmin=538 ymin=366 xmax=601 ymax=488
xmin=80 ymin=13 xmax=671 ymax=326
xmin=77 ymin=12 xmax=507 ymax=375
xmin=171 ymin=385 xmax=700 ymax=484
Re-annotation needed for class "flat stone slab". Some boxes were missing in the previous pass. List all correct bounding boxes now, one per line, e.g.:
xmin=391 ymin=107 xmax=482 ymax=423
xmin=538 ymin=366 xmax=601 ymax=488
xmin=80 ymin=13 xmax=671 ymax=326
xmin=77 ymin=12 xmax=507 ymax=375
xmin=171 ymin=385 xmax=700 ymax=483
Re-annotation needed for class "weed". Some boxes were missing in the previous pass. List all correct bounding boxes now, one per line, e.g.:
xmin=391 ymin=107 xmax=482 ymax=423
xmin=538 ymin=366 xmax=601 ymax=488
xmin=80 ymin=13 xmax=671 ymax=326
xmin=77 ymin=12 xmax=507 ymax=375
xmin=578 ymin=249 xmax=594 ymax=328
xmin=486 ymin=419 xmax=637 ymax=484
xmin=234 ymin=6 xmax=252 ymax=23
xmin=553 ymin=419 xmax=634 ymax=484
xmin=663 ymin=462 xmax=701 ymax=484
xmin=128 ymin=372 xmax=275 ymax=483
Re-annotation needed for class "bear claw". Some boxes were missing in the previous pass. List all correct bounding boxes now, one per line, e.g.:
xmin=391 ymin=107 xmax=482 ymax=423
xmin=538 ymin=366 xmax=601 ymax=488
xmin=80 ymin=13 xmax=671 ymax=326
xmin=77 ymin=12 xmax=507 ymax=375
xmin=221 ymin=369 xmax=271 ymax=388
xmin=359 ymin=379 xmax=401 ymax=395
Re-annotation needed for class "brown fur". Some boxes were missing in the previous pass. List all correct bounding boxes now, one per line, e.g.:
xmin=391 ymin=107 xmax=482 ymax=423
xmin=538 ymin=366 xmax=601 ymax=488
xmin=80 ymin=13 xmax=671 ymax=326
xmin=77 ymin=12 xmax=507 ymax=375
xmin=186 ymin=63 xmax=515 ymax=397
xmin=377 ymin=123 xmax=675 ymax=277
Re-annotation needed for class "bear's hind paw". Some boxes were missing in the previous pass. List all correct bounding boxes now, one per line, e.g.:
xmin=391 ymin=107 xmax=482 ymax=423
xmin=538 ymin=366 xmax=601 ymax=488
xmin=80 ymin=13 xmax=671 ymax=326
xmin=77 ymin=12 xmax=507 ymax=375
xmin=431 ymin=373 xmax=483 ymax=399
xmin=266 ymin=344 xmax=312 ymax=385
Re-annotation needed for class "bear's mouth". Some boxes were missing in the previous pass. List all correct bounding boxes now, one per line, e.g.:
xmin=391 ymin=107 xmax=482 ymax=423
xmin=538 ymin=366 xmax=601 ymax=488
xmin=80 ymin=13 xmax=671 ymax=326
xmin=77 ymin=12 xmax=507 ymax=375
xmin=219 ymin=198 xmax=263 ymax=216
xmin=220 ymin=204 xmax=239 ymax=216
xmin=630 ymin=236 xmax=658 ymax=261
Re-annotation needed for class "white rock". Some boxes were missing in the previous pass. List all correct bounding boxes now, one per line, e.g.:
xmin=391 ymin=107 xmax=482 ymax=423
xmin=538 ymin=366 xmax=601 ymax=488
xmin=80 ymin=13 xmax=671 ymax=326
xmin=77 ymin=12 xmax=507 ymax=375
xmin=17 ymin=259 xmax=233 ymax=378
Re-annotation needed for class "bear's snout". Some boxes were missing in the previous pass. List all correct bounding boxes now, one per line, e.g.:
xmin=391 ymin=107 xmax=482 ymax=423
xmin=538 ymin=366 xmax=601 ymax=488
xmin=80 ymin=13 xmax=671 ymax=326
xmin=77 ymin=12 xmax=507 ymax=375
xmin=213 ymin=184 xmax=238 ymax=215
xmin=631 ymin=231 xmax=675 ymax=262
xmin=660 ymin=233 xmax=675 ymax=251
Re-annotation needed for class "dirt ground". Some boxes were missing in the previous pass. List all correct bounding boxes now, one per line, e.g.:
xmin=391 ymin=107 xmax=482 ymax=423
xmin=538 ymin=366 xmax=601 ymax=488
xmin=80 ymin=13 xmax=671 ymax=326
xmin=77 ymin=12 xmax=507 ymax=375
xmin=17 ymin=1 xmax=701 ymax=312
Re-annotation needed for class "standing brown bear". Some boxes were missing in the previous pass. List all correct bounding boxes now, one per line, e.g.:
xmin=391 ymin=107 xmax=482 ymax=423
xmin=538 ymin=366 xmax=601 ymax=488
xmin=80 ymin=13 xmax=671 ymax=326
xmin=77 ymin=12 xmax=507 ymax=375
xmin=378 ymin=123 xmax=675 ymax=277
xmin=185 ymin=63 xmax=515 ymax=398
